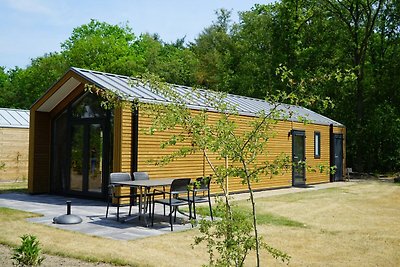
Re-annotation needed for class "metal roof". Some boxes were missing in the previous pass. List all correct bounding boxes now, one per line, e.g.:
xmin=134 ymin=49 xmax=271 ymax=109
xmin=0 ymin=108 xmax=30 ymax=128
xmin=70 ymin=67 xmax=343 ymax=127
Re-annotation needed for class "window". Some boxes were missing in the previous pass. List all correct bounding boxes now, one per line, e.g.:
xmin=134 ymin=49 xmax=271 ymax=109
xmin=314 ymin=131 xmax=321 ymax=159
xmin=71 ymin=93 xmax=107 ymax=119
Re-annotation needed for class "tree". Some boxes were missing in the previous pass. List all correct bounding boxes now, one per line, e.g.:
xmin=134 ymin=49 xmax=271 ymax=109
xmin=191 ymin=9 xmax=237 ymax=92
xmin=0 ymin=53 xmax=67 ymax=109
xmin=137 ymin=34 xmax=198 ymax=86
xmin=62 ymin=19 xmax=141 ymax=76
xmin=321 ymin=0 xmax=386 ymax=170
xmin=0 ymin=66 xmax=7 ymax=88
xmin=97 ymin=70 xmax=331 ymax=266
xmin=231 ymin=4 xmax=275 ymax=98
xmin=88 ymin=74 xmax=300 ymax=265
xmin=207 ymin=0 xmax=400 ymax=173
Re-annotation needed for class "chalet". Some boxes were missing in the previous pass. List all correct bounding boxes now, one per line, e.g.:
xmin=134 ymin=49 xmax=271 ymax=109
xmin=28 ymin=68 xmax=345 ymax=198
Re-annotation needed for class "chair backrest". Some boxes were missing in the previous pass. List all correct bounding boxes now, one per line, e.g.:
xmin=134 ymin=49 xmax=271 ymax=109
xmin=109 ymin=172 xmax=131 ymax=184
xmin=194 ymin=176 xmax=211 ymax=190
xmin=170 ymin=178 xmax=191 ymax=194
xmin=133 ymin=172 xmax=149 ymax=181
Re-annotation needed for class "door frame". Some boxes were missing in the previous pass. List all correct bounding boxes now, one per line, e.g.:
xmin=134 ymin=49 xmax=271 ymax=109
xmin=292 ymin=130 xmax=306 ymax=186
xmin=66 ymin=118 xmax=109 ymax=198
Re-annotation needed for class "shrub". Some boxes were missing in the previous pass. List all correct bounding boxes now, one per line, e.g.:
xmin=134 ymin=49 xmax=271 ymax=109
xmin=11 ymin=234 xmax=45 ymax=266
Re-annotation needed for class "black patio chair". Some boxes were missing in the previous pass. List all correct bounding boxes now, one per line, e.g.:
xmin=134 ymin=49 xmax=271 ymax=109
xmin=189 ymin=176 xmax=213 ymax=220
xmin=151 ymin=178 xmax=191 ymax=231
xmin=105 ymin=172 xmax=133 ymax=221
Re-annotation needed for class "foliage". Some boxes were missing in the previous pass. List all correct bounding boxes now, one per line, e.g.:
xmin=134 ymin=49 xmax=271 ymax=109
xmin=0 ymin=53 xmax=68 ymax=109
xmin=1 ymin=0 xmax=399 ymax=173
xmin=189 ymin=0 xmax=400 ymax=173
xmin=11 ymin=234 xmax=45 ymax=266
xmin=61 ymin=19 xmax=140 ymax=76
xmin=190 ymin=9 xmax=236 ymax=92
xmin=0 ymin=19 xmax=197 ymax=109
xmin=194 ymin=199 xmax=291 ymax=266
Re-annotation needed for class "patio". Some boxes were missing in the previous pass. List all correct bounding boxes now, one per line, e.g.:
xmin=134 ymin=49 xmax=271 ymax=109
xmin=0 ymin=193 xmax=193 ymax=240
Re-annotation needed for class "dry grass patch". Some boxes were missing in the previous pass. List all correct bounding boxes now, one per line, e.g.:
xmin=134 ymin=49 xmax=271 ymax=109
xmin=250 ymin=181 xmax=400 ymax=266
xmin=0 ymin=181 xmax=399 ymax=266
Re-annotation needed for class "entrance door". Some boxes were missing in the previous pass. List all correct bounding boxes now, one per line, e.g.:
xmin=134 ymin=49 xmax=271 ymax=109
xmin=333 ymin=134 xmax=343 ymax=181
xmin=292 ymin=130 xmax=306 ymax=186
xmin=69 ymin=122 xmax=104 ymax=195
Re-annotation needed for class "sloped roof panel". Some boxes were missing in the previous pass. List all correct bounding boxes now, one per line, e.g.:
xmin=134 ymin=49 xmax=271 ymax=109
xmin=0 ymin=108 xmax=30 ymax=128
xmin=70 ymin=67 xmax=343 ymax=127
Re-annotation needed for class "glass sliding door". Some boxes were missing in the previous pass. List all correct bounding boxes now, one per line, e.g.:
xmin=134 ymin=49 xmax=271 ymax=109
xmin=88 ymin=124 xmax=103 ymax=193
xmin=51 ymin=92 xmax=112 ymax=199
xmin=70 ymin=124 xmax=85 ymax=192
xmin=68 ymin=121 xmax=105 ymax=196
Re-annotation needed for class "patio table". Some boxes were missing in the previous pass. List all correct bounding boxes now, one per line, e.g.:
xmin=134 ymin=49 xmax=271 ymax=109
xmin=113 ymin=178 xmax=175 ymax=225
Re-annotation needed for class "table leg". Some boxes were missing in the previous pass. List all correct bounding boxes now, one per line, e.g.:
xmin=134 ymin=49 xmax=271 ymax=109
xmin=139 ymin=186 xmax=150 ymax=226
xmin=122 ymin=186 xmax=145 ymax=224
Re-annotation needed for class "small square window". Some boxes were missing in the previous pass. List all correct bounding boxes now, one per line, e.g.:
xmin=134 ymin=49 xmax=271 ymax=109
xmin=314 ymin=132 xmax=321 ymax=159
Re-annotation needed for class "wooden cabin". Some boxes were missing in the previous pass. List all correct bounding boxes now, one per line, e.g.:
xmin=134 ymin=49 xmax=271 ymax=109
xmin=0 ymin=108 xmax=30 ymax=181
xmin=28 ymin=67 xmax=346 ymax=199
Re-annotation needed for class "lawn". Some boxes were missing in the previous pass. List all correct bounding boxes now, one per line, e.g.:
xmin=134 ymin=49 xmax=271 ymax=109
xmin=0 ymin=180 xmax=399 ymax=266
xmin=0 ymin=181 xmax=28 ymax=194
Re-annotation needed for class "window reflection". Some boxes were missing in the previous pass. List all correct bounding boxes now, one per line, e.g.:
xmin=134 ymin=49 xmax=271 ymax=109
xmin=72 ymin=93 xmax=106 ymax=118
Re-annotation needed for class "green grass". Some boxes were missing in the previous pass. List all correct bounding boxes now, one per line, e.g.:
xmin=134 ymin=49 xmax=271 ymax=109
xmin=256 ymin=211 xmax=307 ymax=227
xmin=0 ymin=207 xmax=40 ymax=220
xmin=194 ymin=205 xmax=307 ymax=228
xmin=0 ymin=181 xmax=28 ymax=194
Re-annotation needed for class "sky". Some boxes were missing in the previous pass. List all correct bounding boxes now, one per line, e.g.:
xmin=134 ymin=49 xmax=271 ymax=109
xmin=0 ymin=0 xmax=274 ymax=70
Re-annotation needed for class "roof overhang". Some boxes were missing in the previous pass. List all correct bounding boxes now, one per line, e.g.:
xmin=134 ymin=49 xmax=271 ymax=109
xmin=36 ymin=77 xmax=81 ymax=112
xmin=31 ymin=68 xmax=91 ymax=114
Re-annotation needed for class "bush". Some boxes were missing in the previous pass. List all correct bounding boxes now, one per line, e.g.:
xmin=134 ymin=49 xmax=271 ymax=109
xmin=11 ymin=234 xmax=45 ymax=266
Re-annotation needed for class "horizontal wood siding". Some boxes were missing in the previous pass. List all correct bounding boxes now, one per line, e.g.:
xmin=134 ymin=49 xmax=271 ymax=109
xmin=0 ymin=128 xmax=29 ymax=181
xmin=120 ymin=105 xmax=133 ymax=173
xmin=218 ymin=116 xmax=294 ymax=193
xmin=126 ymin=104 xmax=345 ymax=195
xmin=137 ymin=110 xmax=204 ymax=179
xmin=112 ymin=107 xmax=122 ymax=172
xmin=294 ymin=122 xmax=331 ymax=185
